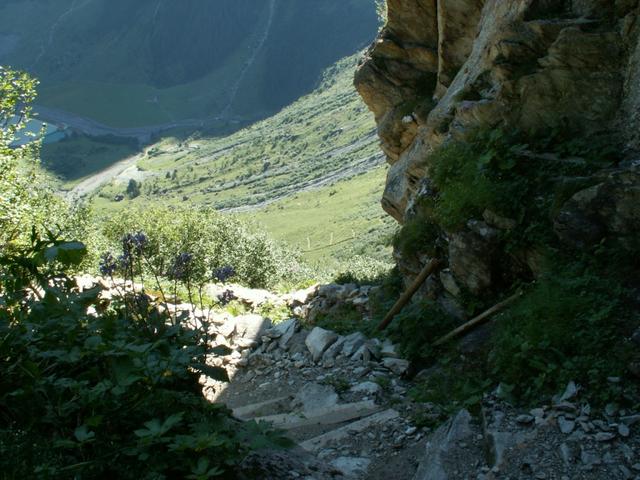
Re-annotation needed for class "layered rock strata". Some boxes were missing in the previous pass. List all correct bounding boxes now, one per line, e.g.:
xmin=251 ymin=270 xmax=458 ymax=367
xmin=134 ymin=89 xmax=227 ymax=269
xmin=355 ymin=0 xmax=640 ymax=304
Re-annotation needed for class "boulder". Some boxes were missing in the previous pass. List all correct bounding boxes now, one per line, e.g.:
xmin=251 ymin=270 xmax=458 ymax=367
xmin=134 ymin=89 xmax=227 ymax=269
xmin=270 ymin=318 xmax=299 ymax=350
xmin=291 ymin=383 xmax=339 ymax=413
xmin=234 ymin=314 xmax=272 ymax=340
xmin=382 ymin=358 xmax=410 ymax=376
xmin=305 ymin=327 xmax=339 ymax=362
xmin=330 ymin=457 xmax=371 ymax=479
xmin=412 ymin=410 xmax=477 ymax=480
xmin=322 ymin=336 xmax=347 ymax=362
xmin=342 ymin=332 xmax=368 ymax=357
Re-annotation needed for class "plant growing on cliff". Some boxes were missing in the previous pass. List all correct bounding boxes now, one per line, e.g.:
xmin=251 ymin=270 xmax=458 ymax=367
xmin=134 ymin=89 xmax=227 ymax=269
xmin=489 ymin=259 xmax=638 ymax=407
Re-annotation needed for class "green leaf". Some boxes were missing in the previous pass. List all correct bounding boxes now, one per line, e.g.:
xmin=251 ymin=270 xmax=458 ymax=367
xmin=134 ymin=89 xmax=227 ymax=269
xmin=74 ymin=425 xmax=95 ymax=443
xmin=135 ymin=413 xmax=184 ymax=439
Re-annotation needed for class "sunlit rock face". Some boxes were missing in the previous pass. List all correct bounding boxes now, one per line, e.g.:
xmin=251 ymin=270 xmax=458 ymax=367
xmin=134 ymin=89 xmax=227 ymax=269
xmin=356 ymin=0 xmax=640 ymax=299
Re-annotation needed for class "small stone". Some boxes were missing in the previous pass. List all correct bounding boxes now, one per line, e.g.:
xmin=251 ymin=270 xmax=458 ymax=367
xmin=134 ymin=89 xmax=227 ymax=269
xmin=535 ymin=473 xmax=546 ymax=479
xmin=559 ymin=443 xmax=574 ymax=465
xmin=351 ymin=344 xmax=372 ymax=363
xmin=558 ymin=416 xmax=576 ymax=434
xmin=605 ymin=403 xmax=619 ymax=417
xmin=382 ymin=358 xmax=409 ymax=375
xmin=350 ymin=381 xmax=382 ymax=395
xmin=342 ymin=332 xmax=368 ymax=357
xmin=618 ymin=423 xmax=630 ymax=437
xmin=619 ymin=465 xmax=633 ymax=480
xmin=581 ymin=449 xmax=601 ymax=466
xmin=620 ymin=415 xmax=640 ymax=426
xmin=330 ymin=457 xmax=371 ymax=477
xmin=530 ymin=408 xmax=545 ymax=418
xmin=557 ymin=381 xmax=578 ymax=402
xmin=595 ymin=432 xmax=616 ymax=442
xmin=380 ymin=339 xmax=398 ymax=358
xmin=516 ymin=414 xmax=535 ymax=425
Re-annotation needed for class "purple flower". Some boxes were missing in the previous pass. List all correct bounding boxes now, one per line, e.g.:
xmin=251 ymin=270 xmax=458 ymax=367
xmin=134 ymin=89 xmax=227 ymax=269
xmin=122 ymin=232 xmax=148 ymax=257
xmin=217 ymin=289 xmax=236 ymax=306
xmin=213 ymin=265 xmax=236 ymax=283
xmin=99 ymin=252 xmax=117 ymax=276
xmin=167 ymin=252 xmax=193 ymax=281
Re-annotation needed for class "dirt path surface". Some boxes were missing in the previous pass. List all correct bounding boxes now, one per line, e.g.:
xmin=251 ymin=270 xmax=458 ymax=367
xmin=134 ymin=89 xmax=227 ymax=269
xmin=66 ymin=152 xmax=141 ymax=199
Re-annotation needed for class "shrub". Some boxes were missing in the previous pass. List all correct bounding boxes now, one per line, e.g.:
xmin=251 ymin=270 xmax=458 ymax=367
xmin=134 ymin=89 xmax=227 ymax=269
xmin=386 ymin=299 xmax=458 ymax=363
xmin=98 ymin=206 xmax=309 ymax=289
xmin=333 ymin=255 xmax=394 ymax=285
xmin=0 ymin=232 xmax=288 ymax=479
xmin=489 ymin=261 xmax=638 ymax=406
xmin=392 ymin=215 xmax=440 ymax=258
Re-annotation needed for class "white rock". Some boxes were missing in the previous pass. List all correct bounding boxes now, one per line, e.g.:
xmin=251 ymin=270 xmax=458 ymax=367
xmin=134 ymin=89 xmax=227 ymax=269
xmin=285 ymin=284 xmax=319 ymax=305
xmin=217 ymin=319 xmax=236 ymax=338
xmin=380 ymin=340 xmax=398 ymax=358
xmin=350 ymin=381 xmax=382 ymax=395
xmin=273 ymin=318 xmax=299 ymax=349
xmin=330 ymin=457 xmax=371 ymax=478
xmin=382 ymin=358 xmax=409 ymax=375
xmin=342 ymin=332 xmax=368 ymax=357
xmin=322 ymin=336 xmax=347 ymax=362
xmin=234 ymin=314 xmax=272 ymax=340
xmin=305 ymin=327 xmax=339 ymax=362
xmin=557 ymin=381 xmax=579 ymax=402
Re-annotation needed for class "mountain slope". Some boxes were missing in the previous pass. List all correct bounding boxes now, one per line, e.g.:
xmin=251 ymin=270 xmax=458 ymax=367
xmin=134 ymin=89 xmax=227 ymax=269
xmin=92 ymin=54 xmax=383 ymax=210
xmin=0 ymin=0 xmax=378 ymax=127
xmin=87 ymin=53 xmax=394 ymax=266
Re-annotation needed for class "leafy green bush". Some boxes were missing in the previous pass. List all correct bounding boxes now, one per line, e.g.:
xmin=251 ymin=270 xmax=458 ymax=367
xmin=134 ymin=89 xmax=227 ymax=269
xmin=0 ymin=67 xmax=80 ymax=249
xmin=427 ymin=141 xmax=500 ymax=230
xmin=489 ymin=261 xmax=638 ymax=406
xmin=392 ymin=215 xmax=440 ymax=258
xmin=314 ymin=303 xmax=366 ymax=335
xmin=98 ymin=206 xmax=309 ymax=289
xmin=333 ymin=255 xmax=394 ymax=285
xmin=386 ymin=299 xmax=458 ymax=362
xmin=0 ymin=232 xmax=288 ymax=479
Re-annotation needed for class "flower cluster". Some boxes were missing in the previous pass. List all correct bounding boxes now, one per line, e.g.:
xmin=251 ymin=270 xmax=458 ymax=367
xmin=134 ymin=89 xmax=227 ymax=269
xmin=213 ymin=265 xmax=236 ymax=283
xmin=217 ymin=289 xmax=236 ymax=306
xmin=99 ymin=252 xmax=118 ymax=277
xmin=167 ymin=252 xmax=193 ymax=281
xmin=122 ymin=232 xmax=148 ymax=257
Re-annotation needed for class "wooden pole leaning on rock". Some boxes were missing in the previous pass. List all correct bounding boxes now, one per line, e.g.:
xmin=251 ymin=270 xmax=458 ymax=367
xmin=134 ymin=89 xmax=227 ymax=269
xmin=377 ymin=258 xmax=442 ymax=331
xmin=432 ymin=290 xmax=523 ymax=347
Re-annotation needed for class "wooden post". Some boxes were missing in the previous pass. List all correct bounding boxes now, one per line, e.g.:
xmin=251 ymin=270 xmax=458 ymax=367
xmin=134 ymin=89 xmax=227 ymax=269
xmin=432 ymin=290 xmax=523 ymax=347
xmin=377 ymin=259 xmax=442 ymax=331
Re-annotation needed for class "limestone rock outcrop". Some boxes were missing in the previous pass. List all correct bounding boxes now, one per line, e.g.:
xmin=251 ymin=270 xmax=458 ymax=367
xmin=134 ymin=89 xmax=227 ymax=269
xmin=356 ymin=0 xmax=640 ymax=298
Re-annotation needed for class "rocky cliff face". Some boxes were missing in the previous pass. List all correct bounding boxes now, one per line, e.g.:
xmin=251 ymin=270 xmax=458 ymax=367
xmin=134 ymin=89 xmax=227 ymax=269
xmin=355 ymin=0 xmax=640 ymax=308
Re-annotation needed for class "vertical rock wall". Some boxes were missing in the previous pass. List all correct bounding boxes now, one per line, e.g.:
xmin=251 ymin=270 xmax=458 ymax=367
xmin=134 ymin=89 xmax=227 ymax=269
xmin=355 ymin=0 xmax=640 ymax=307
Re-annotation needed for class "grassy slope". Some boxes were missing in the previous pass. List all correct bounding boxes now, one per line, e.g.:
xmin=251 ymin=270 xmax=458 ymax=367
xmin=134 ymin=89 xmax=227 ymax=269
xmin=91 ymin=54 xmax=395 ymax=267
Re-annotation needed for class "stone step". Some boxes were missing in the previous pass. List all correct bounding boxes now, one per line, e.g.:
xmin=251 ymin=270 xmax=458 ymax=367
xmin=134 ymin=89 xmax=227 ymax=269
xmin=232 ymin=395 xmax=293 ymax=420
xmin=253 ymin=400 xmax=381 ymax=431
xmin=300 ymin=408 xmax=400 ymax=453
